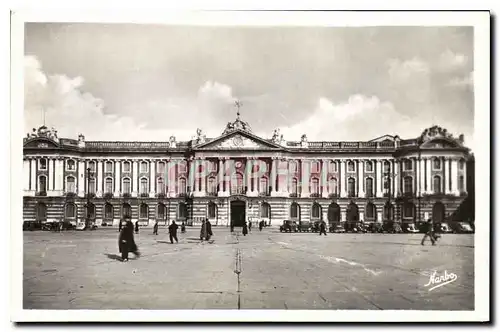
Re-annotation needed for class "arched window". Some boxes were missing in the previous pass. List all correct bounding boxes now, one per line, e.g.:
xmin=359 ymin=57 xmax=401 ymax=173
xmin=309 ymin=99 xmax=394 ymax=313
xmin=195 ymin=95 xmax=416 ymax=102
xmin=383 ymin=161 xmax=391 ymax=173
xmin=329 ymin=161 xmax=337 ymax=173
xmin=403 ymin=176 xmax=413 ymax=194
xmin=207 ymin=177 xmax=217 ymax=194
xmin=289 ymin=160 xmax=298 ymax=172
xmin=105 ymin=178 xmax=113 ymax=194
xmin=311 ymin=160 xmax=320 ymax=173
xmin=139 ymin=204 xmax=148 ymax=219
xmin=104 ymin=203 xmax=113 ymax=219
xmin=178 ymin=178 xmax=187 ymax=195
xmin=347 ymin=161 xmax=355 ymax=172
xmin=290 ymin=203 xmax=300 ymax=219
xmin=208 ymin=202 xmax=217 ymax=219
xmin=433 ymin=175 xmax=442 ymax=194
xmin=105 ymin=161 xmax=113 ymax=173
xmin=458 ymin=175 xmax=465 ymax=192
xmin=88 ymin=178 xmax=96 ymax=194
xmin=259 ymin=177 xmax=268 ymax=195
xmin=311 ymin=203 xmax=321 ymax=219
xmin=328 ymin=177 xmax=338 ymax=195
xmin=67 ymin=159 xmax=76 ymax=171
xmin=365 ymin=178 xmax=374 ymax=197
xmin=140 ymin=161 xmax=148 ymax=173
xmin=122 ymin=203 xmax=131 ymax=218
xmin=459 ymin=159 xmax=466 ymax=170
xmin=178 ymin=161 xmax=187 ymax=173
xmin=157 ymin=178 xmax=165 ymax=194
xmin=290 ymin=178 xmax=298 ymax=195
xmin=347 ymin=178 xmax=356 ymax=197
xmin=365 ymin=161 xmax=373 ymax=172
xmin=365 ymin=203 xmax=376 ymax=220
xmin=403 ymin=159 xmax=413 ymax=171
xmin=88 ymin=161 xmax=96 ymax=172
xmin=84 ymin=203 xmax=96 ymax=219
xmin=157 ymin=203 xmax=166 ymax=220
xmin=66 ymin=176 xmax=76 ymax=193
xmin=123 ymin=161 xmax=131 ymax=173
xmin=310 ymin=177 xmax=320 ymax=195
xmin=38 ymin=175 xmax=47 ymax=192
xmin=433 ymin=158 xmax=441 ymax=170
xmin=65 ymin=203 xmax=76 ymax=218
xmin=232 ymin=173 xmax=244 ymax=194
xmin=260 ymin=202 xmax=270 ymax=218
xmin=178 ymin=203 xmax=188 ymax=219
xmin=39 ymin=158 xmax=47 ymax=170
xmin=140 ymin=178 xmax=148 ymax=195
xmin=403 ymin=202 xmax=415 ymax=219
xmin=122 ymin=178 xmax=131 ymax=194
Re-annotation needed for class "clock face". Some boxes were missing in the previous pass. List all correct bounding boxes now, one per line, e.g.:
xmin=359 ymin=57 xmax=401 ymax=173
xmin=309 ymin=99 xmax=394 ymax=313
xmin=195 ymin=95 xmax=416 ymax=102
xmin=232 ymin=136 xmax=243 ymax=147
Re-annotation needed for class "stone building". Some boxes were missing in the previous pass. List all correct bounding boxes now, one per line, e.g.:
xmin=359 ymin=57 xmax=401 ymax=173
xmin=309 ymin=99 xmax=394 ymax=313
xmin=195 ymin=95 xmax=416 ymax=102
xmin=22 ymin=114 xmax=472 ymax=228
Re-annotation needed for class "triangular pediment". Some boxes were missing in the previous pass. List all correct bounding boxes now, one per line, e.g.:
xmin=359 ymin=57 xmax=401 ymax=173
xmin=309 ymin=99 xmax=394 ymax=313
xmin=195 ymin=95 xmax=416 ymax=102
xmin=194 ymin=130 xmax=283 ymax=150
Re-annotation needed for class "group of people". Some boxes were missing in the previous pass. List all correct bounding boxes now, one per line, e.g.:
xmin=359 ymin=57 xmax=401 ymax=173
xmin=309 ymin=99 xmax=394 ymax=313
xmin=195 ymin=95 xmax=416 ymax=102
xmin=421 ymin=219 xmax=441 ymax=246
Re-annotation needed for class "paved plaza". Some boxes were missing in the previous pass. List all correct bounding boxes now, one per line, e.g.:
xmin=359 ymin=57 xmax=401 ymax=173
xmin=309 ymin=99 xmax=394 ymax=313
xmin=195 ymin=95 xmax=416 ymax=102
xmin=23 ymin=227 xmax=474 ymax=310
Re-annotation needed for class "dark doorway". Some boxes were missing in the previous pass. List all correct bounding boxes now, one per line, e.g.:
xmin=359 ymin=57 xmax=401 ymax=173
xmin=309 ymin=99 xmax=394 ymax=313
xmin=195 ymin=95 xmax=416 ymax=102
xmin=432 ymin=201 xmax=446 ymax=223
xmin=347 ymin=202 xmax=359 ymax=222
xmin=327 ymin=203 xmax=341 ymax=225
xmin=230 ymin=200 xmax=246 ymax=227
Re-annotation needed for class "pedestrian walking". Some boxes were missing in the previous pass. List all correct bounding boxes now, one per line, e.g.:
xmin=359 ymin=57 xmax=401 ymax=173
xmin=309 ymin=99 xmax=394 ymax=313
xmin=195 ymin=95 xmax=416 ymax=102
xmin=242 ymin=221 xmax=248 ymax=236
xmin=421 ymin=219 xmax=436 ymax=246
xmin=135 ymin=221 xmax=139 ymax=234
xmin=169 ymin=220 xmax=179 ymax=244
xmin=205 ymin=219 xmax=213 ymax=241
xmin=230 ymin=221 xmax=234 ymax=233
xmin=259 ymin=220 xmax=264 ymax=231
xmin=319 ymin=220 xmax=327 ymax=236
xmin=118 ymin=219 xmax=140 ymax=262
xmin=153 ymin=221 xmax=159 ymax=235
xmin=181 ymin=221 xmax=186 ymax=233
xmin=248 ymin=220 xmax=252 ymax=232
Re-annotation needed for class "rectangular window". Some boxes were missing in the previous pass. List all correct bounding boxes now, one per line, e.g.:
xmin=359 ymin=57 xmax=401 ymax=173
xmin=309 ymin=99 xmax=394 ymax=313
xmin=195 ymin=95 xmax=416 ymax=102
xmin=88 ymin=161 xmax=96 ymax=172
xmin=140 ymin=162 xmax=148 ymax=173
xmin=105 ymin=179 xmax=113 ymax=194
xmin=157 ymin=162 xmax=165 ymax=174
xmin=39 ymin=159 xmax=47 ymax=170
xmin=404 ymin=160 xmax=413 ymax=171
xmin=123 ymin=180 xmax=131 ymax=194
xmin=105 ymin=161 xmax=113 ymax=173
xmin=123 ymin=162 xmax=131 ymax=173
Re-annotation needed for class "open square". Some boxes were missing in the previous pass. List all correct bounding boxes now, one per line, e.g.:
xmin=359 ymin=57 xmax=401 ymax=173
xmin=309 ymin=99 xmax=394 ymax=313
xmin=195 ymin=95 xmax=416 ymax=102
xmin=23 ymin=228 xmax=474 ymax=310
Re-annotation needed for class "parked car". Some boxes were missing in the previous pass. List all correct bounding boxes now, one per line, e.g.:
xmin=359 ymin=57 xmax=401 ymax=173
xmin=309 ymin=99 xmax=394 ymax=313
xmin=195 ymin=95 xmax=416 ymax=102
xmin=297 ymin=221 xmax=312 ymax=232
xmin=329 ymin=223 xmax=346 ymax=233
xmin=383 ymin=221 xmax=402 ymax=233
xmin=402 ymin=223 xmax=419 ymax=233
xmin=280 ymin=220 xmax=298 ymax=233
xmin=451 ymin=221 xmax=474 ymax=234
xmin=23 ymin=220 xmax=42 ymax=231
xmin=369 ymin=222 xmax=384 ymax=233
xmin=435 ymin=222 xmax=453 ymax=233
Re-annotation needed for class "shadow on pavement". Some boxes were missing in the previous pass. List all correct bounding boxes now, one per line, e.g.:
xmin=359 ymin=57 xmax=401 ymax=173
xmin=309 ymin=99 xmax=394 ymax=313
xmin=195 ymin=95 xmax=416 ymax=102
xmin=104 ymin=253 xmax=122 ymax=261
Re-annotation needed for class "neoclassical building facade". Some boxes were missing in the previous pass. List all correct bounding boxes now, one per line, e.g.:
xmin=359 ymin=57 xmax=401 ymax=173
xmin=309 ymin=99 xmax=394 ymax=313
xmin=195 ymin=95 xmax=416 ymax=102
xmin=22 ymin=113 xmax=473 ymax=228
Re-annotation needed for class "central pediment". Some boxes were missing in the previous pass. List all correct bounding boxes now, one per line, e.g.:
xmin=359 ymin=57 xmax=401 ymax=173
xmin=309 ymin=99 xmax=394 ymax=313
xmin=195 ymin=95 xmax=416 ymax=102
xmin=194 ymin=130 xmax=283 ymax=150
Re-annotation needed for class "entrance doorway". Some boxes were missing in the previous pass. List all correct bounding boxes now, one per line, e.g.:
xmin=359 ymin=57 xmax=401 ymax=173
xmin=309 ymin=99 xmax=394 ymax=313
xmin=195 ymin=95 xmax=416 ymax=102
xmin=230 ymin=200 xmax=246 ymax=227
xmin=432 ymin=201 xmax=446 ymax=223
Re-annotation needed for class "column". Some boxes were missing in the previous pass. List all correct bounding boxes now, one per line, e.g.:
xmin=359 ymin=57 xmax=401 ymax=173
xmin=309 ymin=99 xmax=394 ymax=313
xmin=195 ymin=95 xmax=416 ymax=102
xmin=341 ymin=210 xmax=346 ymax=222
xmin=218 ymin=158 xmax=224 ymax=196
xmin=47 ymin=158 xmax=54 ymax=194
xmin=23 ymin=159 xmax=30 ymax=191
xmin=280 ymin=159 xmax=289 ymax=196
xmin=426 ymin=158 xmax=432 ymax=195
xmin=394 ymin=160 xmax=400 ymax=197
xmin=415 ymin=158 xmax=420 ymax=196
xmin=251 ymin=159 xmax=257 ymax=194
xmin=321 ymin=159 xmax=328 ymax=198
xmin=77 ymin=160 xmax=85 ymax=197
xmin=451 ymin=158 xmax=458 ymax=195
xmin=132 ymin=160 xmax=138 ymax=197
xmin=419 ymin=158 xmax=425 ymax=196
xmin=30 ymin=158 xmax=36 ymax=191
xmin=55 ymin=158 xmax=63 ymax=193
xmin=358 ymin=159 xmax=365 ymax=197
xmin=340 ymin=160 xmax=346 ymax=197
xmin=96 ymin=160 xmax=103 ymax=197
xmin=300 ymin=159 xmax=310 ymax=198
xmin=200 ymin=158 xmax=207 ymax=196
xmin=444 ymin=158 xmax=451 ymax=195
xmin=376 ymin=160 xmax=382 ymax=198
xmin=149 ymin=159 xmax=156 ymax=197
xmin=245 ymin=158 xmax=252 ymax=194
xmin=271 ymin=157 xmax=278 ymax=196
xmin=167 ymin=159 xmax=176 ymax=197
xmin=114 ymin=160 xmax=120 ymax=196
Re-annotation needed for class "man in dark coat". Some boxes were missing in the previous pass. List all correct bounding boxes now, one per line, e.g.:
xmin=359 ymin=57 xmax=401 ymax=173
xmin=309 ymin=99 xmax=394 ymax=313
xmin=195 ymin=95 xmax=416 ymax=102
xmin=181 ymin=221 xmax=186 ymax=233
xmin=242 ymin=221 xmax=248 ymax=236
xmin=248 ymin=221 xmax=252 ymax=232
xmin=259 ymin=220 xmax=264 ymax=232
xmin=153 ymin=221 xmax=159 ymax=235
xmin=118 ymin=220 xmax=123 ymax=232
xmin=421 ymin=219 xmax=436 ymax=246
xmin=118 ymin=220 xmax=140 ymax=262
xmin=205 ymin=219 xmax=213 ymax=241
xmin=169 ymin=220 xmax=179 ymax=244
xmin=135 ymin=221 xmax=139 ymax=234
xmin=319 ymin=220 xmax=327 ymax=236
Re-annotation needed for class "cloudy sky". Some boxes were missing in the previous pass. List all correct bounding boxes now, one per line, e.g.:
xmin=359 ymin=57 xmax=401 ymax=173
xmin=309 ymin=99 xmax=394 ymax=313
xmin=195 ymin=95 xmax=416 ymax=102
xmin=24 ymin=24 xmax=474 ymax=148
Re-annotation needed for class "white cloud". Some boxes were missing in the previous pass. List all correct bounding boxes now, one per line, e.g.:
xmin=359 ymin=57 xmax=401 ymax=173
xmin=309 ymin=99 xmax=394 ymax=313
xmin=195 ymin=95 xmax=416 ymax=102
xmin=438 ymin=50 xmax=468 ymax=71
xmin=387 ymin=57 xmax=430 ymax=83
xmin=447 ymin=71 xmax=474 ymax=88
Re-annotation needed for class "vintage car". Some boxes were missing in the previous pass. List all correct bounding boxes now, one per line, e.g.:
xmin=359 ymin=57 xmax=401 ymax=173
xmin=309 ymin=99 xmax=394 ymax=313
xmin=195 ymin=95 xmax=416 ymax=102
xmin=368 ymin=222 xmax=384 ymax=233
xmin=329 ymin=223 xmax=346 ymax=233
xmin=402 ymin=223 xmax=419 ymax=233
xmin=451 ymin=221 xmax=474 ymax=234
xmin=279 ymin=220 xmax=298 ymax=233
xmin=382 ymin=221 xmax=403 ymax=233
xmin=297 ymin=221 xmax=312 ymax=232
xmin=435 ymin=222 xmax=453 ymax=233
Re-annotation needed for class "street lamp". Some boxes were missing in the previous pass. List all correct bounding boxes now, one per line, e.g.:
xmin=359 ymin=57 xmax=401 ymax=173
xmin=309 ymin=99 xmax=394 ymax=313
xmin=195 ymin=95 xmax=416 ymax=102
xmin=383 ymin=167 xmax=398 ymax=223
